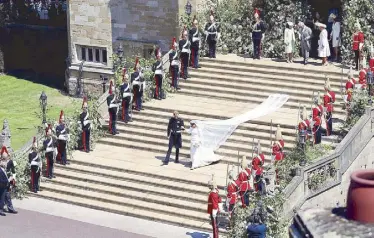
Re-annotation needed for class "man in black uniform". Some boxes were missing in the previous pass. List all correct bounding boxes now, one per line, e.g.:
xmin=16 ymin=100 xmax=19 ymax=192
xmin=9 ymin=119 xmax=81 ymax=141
xmin=163 ymin=111 xmax=185 ymax=165
xmin=29 ymin=138 xmax=41 ymax=193
xmin=179 ymin=27 xmax=191 ymax=80
xmin=120 ymin=68 xmax=132 ymax=123
xmin=56 ymin=110 xmax=69 ymax=165
xmin=252 ymin=8 xmax=266 ymax=60
xmin=131 ymin=57 xmax=145 ymax=110
xmin=169 ymin=37 xmax=180 ymax=89
xmin=189 ymin=15 xmax=200 ymax=68
xmin=80 ymin=96 xmax=91 ymax=152
xmin=152 ymin=46 xmax=164 ymax=100
xmin=1 ymin=146 xmax=17 ymax=214
xmin=107 ymin=80 xmax=120 ymax=135
xmin=204 ymin=10 xmax=220 ymax=58
xmin=43 ymin=125 xmax=57 ymax=179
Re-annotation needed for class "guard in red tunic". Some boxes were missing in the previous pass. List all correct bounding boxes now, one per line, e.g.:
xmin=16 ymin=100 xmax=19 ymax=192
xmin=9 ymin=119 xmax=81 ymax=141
xmin=358 ymin=68 xmax=368 ymax=89
xmin=207 ymin=176 xmax=222 ymax=238
xmin=345 ymin=67 xmax=356 ymax=91
xmin=226 ymin=172 xmax=238 ymax=213
xmin=272 ymin=126 xmax=284 ymax=184
xmin=323 ymin=78 xmax=335 ymax=136
xmin=352 ymin=20 xmax=364 ymax=70
xmin=312 ymin=92 xmax=323 ymax=120
xmin=312 ymin=115 xmax=322 ymax=145
xmin=272 ymin=125 xmax=285 ymax=162
xmin=237 ymin=156 xmax=251 ymax=208
xmin=370 ymin=43 xmax=374 ymax=71
xmin=298 ymin=106 xmax=311 ymax=141
xmin=251 ymin=140 xmax=265 ymax=191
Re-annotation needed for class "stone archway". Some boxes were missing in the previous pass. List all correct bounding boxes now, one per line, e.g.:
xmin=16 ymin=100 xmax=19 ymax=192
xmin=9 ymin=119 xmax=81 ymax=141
xmin=308 ymin=0 xmax=342 ymax=23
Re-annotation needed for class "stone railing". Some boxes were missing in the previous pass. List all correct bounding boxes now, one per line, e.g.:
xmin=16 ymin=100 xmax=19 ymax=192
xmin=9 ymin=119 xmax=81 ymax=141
xmin=283 ymin=106 xmax=374 ymax=220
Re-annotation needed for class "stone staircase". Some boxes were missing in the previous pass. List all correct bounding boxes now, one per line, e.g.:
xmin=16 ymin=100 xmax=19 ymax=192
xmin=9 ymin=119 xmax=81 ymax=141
xmin=34 ymin=55 xmax=346 ymax=233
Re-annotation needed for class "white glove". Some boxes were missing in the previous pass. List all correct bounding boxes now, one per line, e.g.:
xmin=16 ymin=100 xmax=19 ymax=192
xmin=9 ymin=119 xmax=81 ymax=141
xmin=217 ymin=33 xmax=221 ymax=40
xmin=262 ymin=34 xmax=265 ymax=41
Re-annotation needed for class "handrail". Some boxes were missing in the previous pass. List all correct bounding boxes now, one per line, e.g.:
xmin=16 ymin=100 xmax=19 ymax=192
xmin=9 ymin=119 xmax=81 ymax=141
xmin=282 ymin=106 xmax=374 ymax=220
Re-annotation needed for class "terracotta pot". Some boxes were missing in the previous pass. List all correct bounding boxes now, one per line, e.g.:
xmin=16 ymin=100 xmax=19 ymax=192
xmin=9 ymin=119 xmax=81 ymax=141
xmin=346 ymin=169 xmax=374 ymax=223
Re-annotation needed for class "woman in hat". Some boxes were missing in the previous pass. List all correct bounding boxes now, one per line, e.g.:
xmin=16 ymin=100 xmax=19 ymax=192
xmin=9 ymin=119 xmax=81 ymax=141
xmin=284 ymin=22 xmax=296 ymax=63
xmin=316 ymin=22 xmax=330 ymax=66
xmin=329 ymin=13 xmax=341 ymax=62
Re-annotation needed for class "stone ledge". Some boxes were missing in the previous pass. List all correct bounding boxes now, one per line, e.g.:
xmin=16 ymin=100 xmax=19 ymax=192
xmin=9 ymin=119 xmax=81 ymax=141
xmin=70 ymin=62 xmax=114 ymax=75
xmin=290 ymin=207 xmax=374 ymax=238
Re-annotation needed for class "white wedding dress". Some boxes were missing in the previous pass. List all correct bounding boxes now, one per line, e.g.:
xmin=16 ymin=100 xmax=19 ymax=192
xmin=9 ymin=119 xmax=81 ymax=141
xmin=188 ymin=127 xmax=220 ymax=169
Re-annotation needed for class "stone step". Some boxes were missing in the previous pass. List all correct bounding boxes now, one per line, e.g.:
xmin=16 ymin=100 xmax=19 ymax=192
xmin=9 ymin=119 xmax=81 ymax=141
xmin=40 ymin=178 xmax=209 ymax=223
xmin=48 ymin=173 xmax=207 ymax=213
xmin=178 ymin=88 xmax=346 ymax=116
xmin=53 ymin=166 xmax=209 ymax=204
xmin=183 ymin=74 xmax=343 ymax=100
xmin=201 ymin=57 xmax=349 ymax=78
xmin=112 ymin=124 xmax=296 ymax=152
xmin=33 ymin=190 xmax=216 ymax=233
xmin=99 ymin=134 xmax=277 ymax=164
xmin=122 ymin=118 xmax=297 ymax=137
xmin=139 ymin=106 xmax=297 ymax=130
xmin=54 ymin=162 xmax=212 ymax=196
xmin=188 ymin=71 xmax=343 ymax=93
xmin=115 ymin=121 xmax=297 ymax=145
xmin=179 ymin=80 xmax=343 ymax=109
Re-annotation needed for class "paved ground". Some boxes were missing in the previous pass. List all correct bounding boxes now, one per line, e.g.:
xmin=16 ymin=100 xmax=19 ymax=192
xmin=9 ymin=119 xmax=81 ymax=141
xmin=0 ymin=209 xmax=150 ymax=238
xmin=10 ymin=197 xmax=212 ymax=238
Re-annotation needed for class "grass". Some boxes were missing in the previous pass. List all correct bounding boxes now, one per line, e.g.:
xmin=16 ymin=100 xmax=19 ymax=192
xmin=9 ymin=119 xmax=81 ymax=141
xmin=0 ymin=75 xmax=80 ymax=150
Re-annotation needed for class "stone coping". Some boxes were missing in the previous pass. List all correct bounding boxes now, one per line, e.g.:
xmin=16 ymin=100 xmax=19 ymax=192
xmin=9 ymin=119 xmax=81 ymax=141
xmin=290 ymin=207 xmax=374 ymax=238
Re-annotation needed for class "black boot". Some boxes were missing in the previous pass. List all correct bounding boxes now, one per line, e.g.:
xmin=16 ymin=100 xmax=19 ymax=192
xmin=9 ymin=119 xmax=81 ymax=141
xmin=175 ymin=149 xmax=179 ymax=163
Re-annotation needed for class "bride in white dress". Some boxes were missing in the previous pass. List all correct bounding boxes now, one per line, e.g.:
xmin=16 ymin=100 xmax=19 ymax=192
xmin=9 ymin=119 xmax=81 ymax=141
xmin=188 ymin=122 xmax=219 ymax=170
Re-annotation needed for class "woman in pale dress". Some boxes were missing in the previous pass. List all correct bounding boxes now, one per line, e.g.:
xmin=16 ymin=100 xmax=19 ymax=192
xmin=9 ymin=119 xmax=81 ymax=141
xmin=284 ymin=22 xmax=296 ymax=63
xmin=329 ymin=13 xmax=341 ymax=62
xmin=188 ymin=122 xmax=220 ymax=170
xmin=316 ymin=22 xmax=330 ymax=66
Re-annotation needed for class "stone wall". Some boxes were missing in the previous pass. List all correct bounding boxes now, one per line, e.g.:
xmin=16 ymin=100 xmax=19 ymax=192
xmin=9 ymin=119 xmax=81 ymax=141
xmin=301 ymin=138 xmax=374 ymax=209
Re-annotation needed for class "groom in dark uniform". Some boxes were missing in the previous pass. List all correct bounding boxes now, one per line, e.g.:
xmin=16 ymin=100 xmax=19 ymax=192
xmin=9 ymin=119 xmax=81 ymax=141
xmin=163 ymin=111 xmax=185 ymax=165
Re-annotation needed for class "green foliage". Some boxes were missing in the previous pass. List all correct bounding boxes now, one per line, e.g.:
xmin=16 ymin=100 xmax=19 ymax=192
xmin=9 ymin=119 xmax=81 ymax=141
xmin=195 ymin=0 xmax=309 ymax=58
xmin=307 ymin=162 xmax=337 ymax=192
xmin=112 ymin=53 xmax=174 ymax=102
xmin=341 ymin=0 xmax=374 ymax=63
xmin=263 ymin=0 xmax=308 ymax=58
xmin=10 ymin=96 xmax=104 ymax=199
xmin=341 ymin=88 xmax=372 ymax=133
xmin=228 ymin=192 xmax=289 ymax=238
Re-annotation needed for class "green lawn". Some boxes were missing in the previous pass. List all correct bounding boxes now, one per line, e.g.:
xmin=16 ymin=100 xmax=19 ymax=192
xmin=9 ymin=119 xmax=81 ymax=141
xmin=0 ymin=75 xmax=80 ymax=150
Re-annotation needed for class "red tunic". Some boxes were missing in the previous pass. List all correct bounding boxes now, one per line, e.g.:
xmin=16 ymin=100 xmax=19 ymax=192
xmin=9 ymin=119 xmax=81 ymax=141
xmin=252 ymin=156 xmax=261 ymax=171
xmin=259 ymin=153 xmax=265 ymax=164
xmin=313 ymin=116 xmax=321 ymax=127
xmin=226 ymin=182 xmax=238 ymax=205
xmin=298 ymin=119 xmax=310 ymax=130
xmin=312 ymin=105 xmax=323 ymax=119
xmin=272 ymin=140 xmax=284 ymax=155
xmin=345 ymin=78 xmax=356 ymax=90
xmin=207 ymin=190 xmax=222 ymax=214
xmin=370 ymin=59 xmax=374 ymax=71
xmin=352 ymin=32 xmax=364 ymax=51
xmin=239 ymin=180 xmax=251 ymax=192
xmin=359 ymin=69 xmax=368 ymax=88
xmin=323 ymin=91 xmax=336 ymax=113
xmin=237 ymin=168 xmax=251 ymax=182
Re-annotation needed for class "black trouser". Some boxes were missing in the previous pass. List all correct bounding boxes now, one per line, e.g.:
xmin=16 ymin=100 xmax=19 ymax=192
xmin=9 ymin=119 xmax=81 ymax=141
xmin=82 ymin=129 xmax=90 ymax=152
xmin=180 ymin=53 xmax=189 ymax=79
xmin=326 ymin=112 xmax=333 ymax=136
xmin=253 ymin=38 xmax=261 ymax=59
xmin=30 ymin=165 xmax=40 ymax=192
xmin=45 ymin=151 xmax=54 ymax=178
xmin=122 ymin=98 xmax=130 ymax=122
xmin=314 ymin=125 xmax=321 ymax=145
xmin=208 ymin=40 xmax=216 ymax=58
xmin=170 ymin=66 xmax=179 ymax=89
xmin=109 ymin=108 xmax=117 ymax=135
xmin=154 ymin=75 xmax=163 ymax=99
xmin=57 ymin=140 xmax=67 ymax=164
xmin=354 ymin=50 xmax=359 ymax=70
xmin=4 ymin=190 xmax=15 ymax=212
xmin=210 ymin=214 xmax=219 ymax=238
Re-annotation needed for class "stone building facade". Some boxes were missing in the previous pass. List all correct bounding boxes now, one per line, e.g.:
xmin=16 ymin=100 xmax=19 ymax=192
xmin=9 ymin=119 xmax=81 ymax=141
xmin=66 ymin=0 xmax=198 ymax=95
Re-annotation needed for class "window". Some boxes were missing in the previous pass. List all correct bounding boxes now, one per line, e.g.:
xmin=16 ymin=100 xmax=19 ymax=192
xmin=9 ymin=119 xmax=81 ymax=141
xmin=78 ymin=46 xmax=108 ymax=65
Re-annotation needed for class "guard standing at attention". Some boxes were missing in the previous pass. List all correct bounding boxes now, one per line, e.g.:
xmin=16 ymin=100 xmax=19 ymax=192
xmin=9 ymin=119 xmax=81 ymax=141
xmin=204 ymin=10 xmax=220 ymax=58
xmin=80 ymin=96 xmax=91 ymax=152
xmin=56 ymin=110 xmax=69 ymax=165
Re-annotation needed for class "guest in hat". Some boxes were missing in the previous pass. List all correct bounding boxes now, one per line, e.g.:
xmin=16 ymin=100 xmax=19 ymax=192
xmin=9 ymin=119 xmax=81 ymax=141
xmin=284 ymin=22 xmax=296 ymax=63
xmin=329 ymin=13 xmax=341 ymax=62
xmin=316 ymin=22 xmax=330 ymax=66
